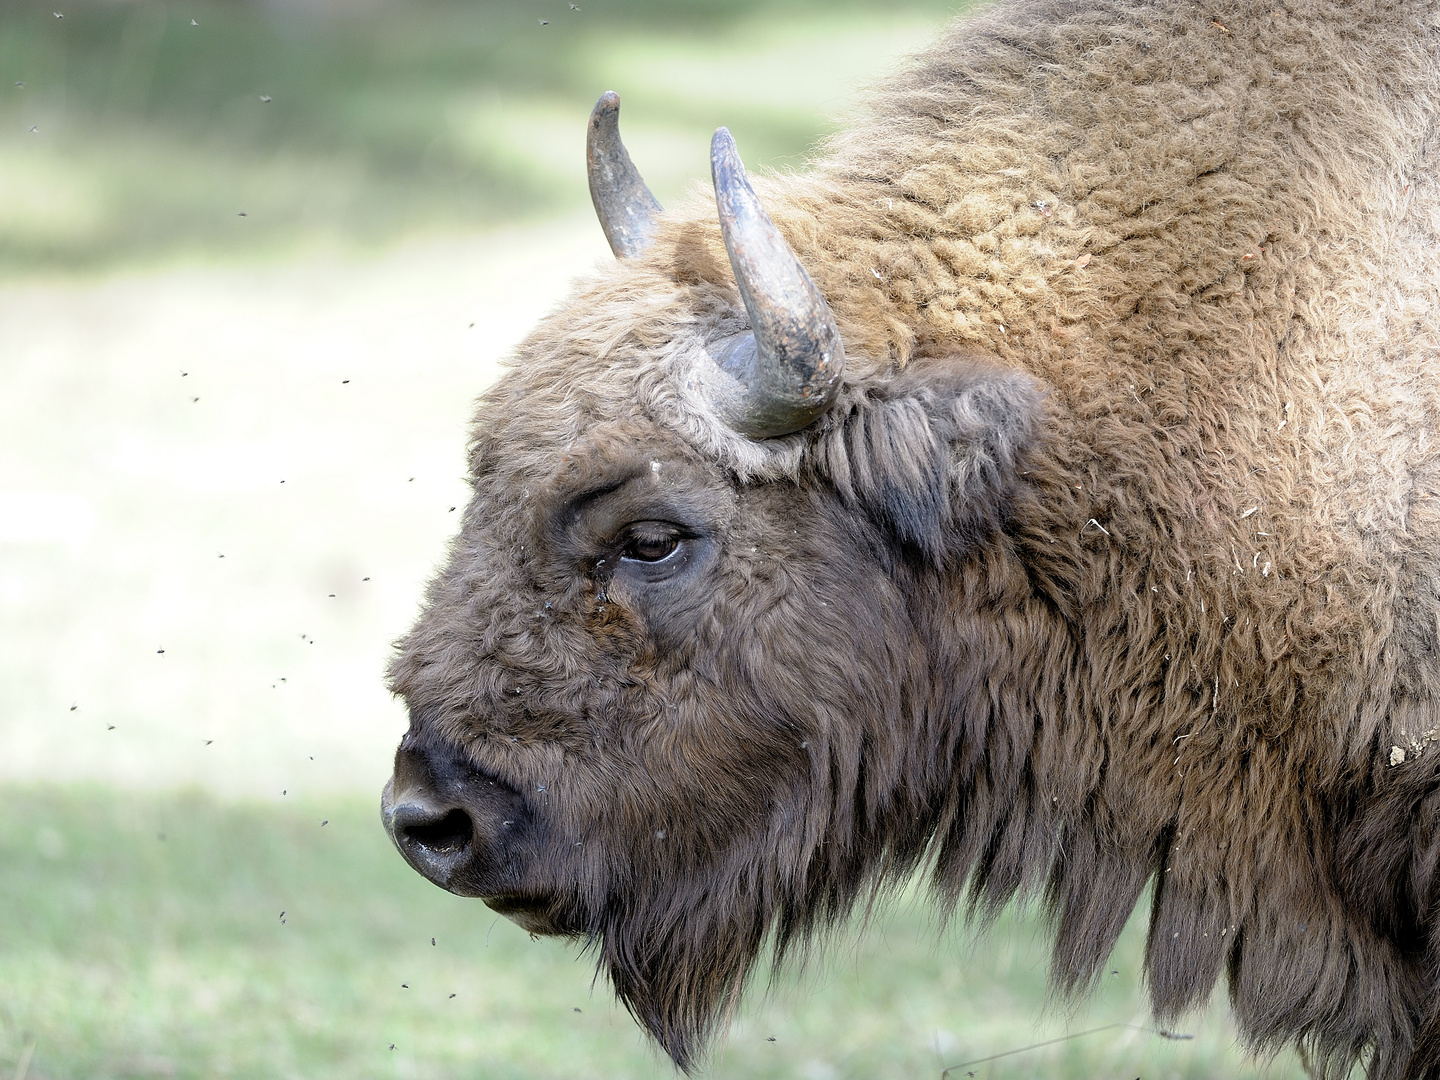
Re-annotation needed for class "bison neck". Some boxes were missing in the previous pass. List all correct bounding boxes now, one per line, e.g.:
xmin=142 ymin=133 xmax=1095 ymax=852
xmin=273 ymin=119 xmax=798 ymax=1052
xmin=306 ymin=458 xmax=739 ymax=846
xmin=900 ymin=457 xmax=1437 ymax=1073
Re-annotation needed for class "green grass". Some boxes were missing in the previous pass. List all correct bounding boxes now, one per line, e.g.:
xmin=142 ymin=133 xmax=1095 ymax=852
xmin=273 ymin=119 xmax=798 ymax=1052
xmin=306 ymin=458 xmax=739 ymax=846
xmin=0 ymin=785 xmax=1308 ymax=1079
xmin=0 ymin=0 xmax=963 ymax=276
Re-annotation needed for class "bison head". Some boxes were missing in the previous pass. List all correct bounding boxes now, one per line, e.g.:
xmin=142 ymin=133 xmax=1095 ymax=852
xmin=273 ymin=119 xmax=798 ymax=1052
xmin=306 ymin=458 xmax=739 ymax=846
xmin=382 ymin=93 xmax=1042 ymax=1070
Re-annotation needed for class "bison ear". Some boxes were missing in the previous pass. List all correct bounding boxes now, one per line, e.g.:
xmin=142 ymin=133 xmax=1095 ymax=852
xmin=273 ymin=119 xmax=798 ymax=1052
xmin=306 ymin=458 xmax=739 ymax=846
xmin=813 ymin=357 xmax=1043 ymax=562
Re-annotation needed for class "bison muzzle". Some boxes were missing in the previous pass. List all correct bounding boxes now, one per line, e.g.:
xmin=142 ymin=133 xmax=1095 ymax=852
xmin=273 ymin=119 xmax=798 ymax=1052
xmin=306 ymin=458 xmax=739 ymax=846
xmin=382 ymin=0 xmax=1440 ymax=1074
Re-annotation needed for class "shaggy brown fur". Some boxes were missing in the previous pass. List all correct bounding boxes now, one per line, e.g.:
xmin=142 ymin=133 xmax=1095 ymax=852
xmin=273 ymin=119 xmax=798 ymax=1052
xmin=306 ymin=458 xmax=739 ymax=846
xmin=386 ymin=0 xmax=1440 ymax=1074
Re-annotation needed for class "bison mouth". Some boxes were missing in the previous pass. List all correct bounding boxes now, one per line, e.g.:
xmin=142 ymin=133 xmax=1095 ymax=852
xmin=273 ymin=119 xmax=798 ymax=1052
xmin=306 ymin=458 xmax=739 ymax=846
xmin=481 ymin=893 xmax=575 ymax=936
xmin=381 ymin=780 xmax=571 ymax=935
xmin=382 ymin=736 xmax=551 ymax=910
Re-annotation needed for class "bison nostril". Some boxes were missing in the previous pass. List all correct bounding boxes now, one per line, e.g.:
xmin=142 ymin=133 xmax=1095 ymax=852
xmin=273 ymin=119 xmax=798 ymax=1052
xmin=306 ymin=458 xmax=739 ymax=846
xmin=383 ymin=760 xmax=530 ymax=897
xmin=404 ymin=808 xmax=473 ymax=854
xmin=383 ymin=796 xmax=480 ymax=888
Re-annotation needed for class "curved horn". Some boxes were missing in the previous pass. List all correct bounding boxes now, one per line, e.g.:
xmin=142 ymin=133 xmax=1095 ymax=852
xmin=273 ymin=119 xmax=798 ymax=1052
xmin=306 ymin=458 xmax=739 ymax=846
xmin=708 ymin=127 xmax=844 ymax=438
xmin=586 ymin=91 xmax=662 ymax=259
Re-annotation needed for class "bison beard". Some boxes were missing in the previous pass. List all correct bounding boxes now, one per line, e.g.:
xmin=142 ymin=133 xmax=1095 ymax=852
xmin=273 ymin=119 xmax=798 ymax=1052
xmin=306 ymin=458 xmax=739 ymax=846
xmin=383 ymin=0 xmax=1440 ymax=1075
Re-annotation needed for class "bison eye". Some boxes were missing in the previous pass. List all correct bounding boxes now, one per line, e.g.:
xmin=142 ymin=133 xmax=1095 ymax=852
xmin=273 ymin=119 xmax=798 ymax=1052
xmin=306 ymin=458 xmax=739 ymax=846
xmin=619 ymin=527 xmax=681 ymax=564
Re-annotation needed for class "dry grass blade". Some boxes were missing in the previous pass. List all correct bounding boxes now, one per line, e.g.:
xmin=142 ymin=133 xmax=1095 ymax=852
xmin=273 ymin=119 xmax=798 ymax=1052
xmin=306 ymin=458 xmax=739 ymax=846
xmin=940 ymin=1022 xmax=1193 ymax=1076
xmin=12 ymin=1035 xmax=35 ymax=1080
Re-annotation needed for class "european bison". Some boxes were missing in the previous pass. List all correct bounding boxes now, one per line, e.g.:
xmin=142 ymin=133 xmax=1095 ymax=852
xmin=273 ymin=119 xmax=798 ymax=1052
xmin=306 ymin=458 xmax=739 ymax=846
xmin=382 ymin=0 xmax=1440 ymax=1073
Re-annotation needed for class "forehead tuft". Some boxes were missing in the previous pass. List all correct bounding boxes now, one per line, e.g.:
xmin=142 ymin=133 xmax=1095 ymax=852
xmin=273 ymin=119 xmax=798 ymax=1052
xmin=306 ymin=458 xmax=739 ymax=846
xmin=467 ymin=240 xmax=854 ymax=486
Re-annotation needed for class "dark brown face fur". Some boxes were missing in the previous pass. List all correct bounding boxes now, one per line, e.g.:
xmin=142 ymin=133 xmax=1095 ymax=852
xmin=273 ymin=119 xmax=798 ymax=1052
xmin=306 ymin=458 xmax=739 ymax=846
xmin=384 ymin=350 xmax=1041 ymax=1068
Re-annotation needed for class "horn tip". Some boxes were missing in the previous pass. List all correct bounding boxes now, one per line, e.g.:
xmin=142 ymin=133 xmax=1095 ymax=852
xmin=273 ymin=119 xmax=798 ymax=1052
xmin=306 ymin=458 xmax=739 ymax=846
xmin=591 ymin=91 xmax=620 ymax=126
xmin=710 ymin=127 xmax=741 ymax=186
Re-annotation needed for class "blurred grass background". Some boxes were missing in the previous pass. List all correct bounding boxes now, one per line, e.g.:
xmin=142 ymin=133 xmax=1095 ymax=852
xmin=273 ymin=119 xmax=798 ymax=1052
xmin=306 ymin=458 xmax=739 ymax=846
xmin=0 ymin=1 xmax=1309 ymax=1077
xmin=1 ymin=787 xmax=1304 ymax=1080
xmin=0 ymin=0 xmax=947 ymax=276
